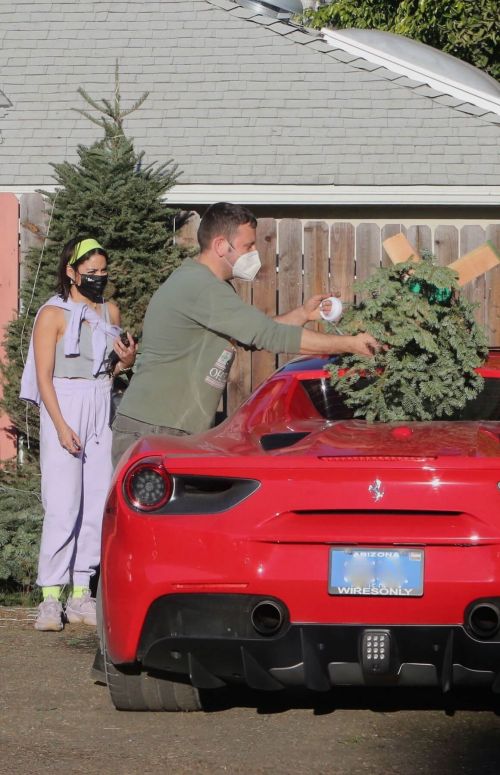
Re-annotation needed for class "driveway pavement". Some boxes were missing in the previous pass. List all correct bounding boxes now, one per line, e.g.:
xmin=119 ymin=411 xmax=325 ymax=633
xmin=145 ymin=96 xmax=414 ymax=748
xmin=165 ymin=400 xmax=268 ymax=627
xmin=1 ymin=607 xmax=500 ymax=775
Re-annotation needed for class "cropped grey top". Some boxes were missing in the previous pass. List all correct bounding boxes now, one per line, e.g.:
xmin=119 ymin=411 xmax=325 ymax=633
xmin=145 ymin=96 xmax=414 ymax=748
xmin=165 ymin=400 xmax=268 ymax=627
xmin=53 ymin=303 xmax=114 ymax=379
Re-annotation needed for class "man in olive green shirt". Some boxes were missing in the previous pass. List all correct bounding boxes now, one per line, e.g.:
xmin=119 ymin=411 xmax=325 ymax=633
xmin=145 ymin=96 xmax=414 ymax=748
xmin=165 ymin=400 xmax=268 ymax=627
xmin=112 ymin=203 xmax=378 ymax=465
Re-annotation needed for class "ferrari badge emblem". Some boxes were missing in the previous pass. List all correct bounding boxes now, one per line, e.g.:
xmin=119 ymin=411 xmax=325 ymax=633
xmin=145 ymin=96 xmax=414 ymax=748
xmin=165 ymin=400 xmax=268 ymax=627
xmin=368 ymin=478 xmax=384 ymax=502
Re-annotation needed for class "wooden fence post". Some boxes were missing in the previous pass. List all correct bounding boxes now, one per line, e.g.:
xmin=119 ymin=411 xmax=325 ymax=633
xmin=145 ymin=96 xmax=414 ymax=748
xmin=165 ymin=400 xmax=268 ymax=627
xmin=486 ymin=224 xmax=500 ymax=346
xmin=460 ymin=225 xmax=487 ymax=327
xmin=355 ymin=223 xmax=380 ymax=291
xmin=20 ymin=193 xmax=49 ymax=291
xmin=304 ymin=221 xmax=329 ymax=332
xmin=330 ymin=222 xmax=355 ymax=304
xmin=434 ymin=225 xmax=459 ymax=267
xmin=252 ymin=218 xmax=278 ymax=389
xmin=277 ymin=220 xmax=303 ymax=367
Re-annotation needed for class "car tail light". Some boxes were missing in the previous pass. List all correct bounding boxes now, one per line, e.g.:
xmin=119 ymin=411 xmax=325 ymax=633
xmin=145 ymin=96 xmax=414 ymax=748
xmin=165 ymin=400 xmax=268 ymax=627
xmin=123 ymin=458 xmax=173 ymax=512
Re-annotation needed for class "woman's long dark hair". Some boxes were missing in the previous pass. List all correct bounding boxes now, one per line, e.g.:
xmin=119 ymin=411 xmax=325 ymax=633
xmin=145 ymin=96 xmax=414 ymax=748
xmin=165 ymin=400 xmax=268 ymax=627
xmin=56 ymin=237 xmax=109 ymax=300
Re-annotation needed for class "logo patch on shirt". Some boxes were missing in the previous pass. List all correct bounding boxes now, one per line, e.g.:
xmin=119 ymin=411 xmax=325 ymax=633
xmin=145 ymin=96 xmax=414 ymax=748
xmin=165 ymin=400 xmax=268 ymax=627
xmin=205 ymin=348 xmax=235 ymax=389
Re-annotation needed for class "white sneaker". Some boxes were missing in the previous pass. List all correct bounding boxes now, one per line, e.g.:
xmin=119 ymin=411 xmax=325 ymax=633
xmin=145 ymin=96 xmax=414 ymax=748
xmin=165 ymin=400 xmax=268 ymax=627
xmin=34 ymin=597 xmax=64 ymax=632
xmin=65 ymin=590 xmax=97 ymax=626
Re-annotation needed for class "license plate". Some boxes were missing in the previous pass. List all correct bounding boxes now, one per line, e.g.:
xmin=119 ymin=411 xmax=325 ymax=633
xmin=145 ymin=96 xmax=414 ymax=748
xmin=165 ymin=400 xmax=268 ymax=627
xmin=329 ymin=547 xmax=424 ymax=597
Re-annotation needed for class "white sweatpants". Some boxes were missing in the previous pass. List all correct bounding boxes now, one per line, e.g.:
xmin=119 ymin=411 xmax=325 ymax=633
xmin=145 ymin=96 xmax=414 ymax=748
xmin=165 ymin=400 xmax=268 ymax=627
xmin=37 ymin=377 xmax=112 ymax=588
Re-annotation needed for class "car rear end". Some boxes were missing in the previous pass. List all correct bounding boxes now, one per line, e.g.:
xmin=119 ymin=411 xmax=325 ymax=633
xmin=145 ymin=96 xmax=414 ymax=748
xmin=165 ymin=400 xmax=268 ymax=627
xmin=101 ymin=417 xmax=500 ymax=694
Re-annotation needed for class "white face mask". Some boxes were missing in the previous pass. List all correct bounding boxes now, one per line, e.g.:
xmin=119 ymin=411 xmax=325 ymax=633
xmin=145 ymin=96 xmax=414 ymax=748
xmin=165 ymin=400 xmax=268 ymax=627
xmin=232 ymin=250 xmax=261 ymax=282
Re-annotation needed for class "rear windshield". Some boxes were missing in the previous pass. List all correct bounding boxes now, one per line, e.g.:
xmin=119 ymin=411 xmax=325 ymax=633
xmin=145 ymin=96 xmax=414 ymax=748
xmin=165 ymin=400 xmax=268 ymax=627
xmin=301 ymin=377 xmax=500 ymax=422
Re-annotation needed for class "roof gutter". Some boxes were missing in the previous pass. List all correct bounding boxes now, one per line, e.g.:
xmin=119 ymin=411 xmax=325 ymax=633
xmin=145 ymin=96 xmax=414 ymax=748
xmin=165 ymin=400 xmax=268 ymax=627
xmin=3 ymin=185 xmax=500 ymax=206
xmin=165 ymin=185 xmax=500 ymax=206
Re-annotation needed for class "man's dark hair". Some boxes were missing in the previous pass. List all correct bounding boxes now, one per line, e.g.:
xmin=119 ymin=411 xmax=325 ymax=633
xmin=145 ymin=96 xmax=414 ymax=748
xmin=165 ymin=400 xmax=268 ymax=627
xmin=197 ymin=202 xmax=257 ymax=251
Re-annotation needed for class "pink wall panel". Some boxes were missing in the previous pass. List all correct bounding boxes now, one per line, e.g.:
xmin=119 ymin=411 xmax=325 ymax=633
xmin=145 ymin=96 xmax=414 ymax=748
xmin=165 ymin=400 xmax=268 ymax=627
xmin=0 ymin=193 xmax=19 ymax=460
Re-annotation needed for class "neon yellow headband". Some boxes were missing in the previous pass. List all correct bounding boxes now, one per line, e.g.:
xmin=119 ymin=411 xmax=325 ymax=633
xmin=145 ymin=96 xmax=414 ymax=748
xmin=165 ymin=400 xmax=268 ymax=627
xmin=68 ymin=238 xmax=104 ymax=265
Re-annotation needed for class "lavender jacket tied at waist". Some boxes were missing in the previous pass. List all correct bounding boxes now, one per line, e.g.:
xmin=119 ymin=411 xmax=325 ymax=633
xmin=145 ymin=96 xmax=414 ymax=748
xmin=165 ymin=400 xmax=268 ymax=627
xmin=20 ymin=295 xmax=121 ymax=406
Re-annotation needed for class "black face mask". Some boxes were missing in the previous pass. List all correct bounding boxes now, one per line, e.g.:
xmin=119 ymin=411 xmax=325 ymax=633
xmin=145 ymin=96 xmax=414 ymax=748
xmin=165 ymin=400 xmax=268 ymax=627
xmin=77 ymin=273 xmax=108 ymax=303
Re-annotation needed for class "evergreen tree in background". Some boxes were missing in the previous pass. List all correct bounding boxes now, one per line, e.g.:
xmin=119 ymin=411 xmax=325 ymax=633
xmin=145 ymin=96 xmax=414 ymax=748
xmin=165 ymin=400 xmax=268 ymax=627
xmin=0 ymin=459 xmax=43 ymax=603
xmin=327 ymin=253 xmax=489 ymax=422
xmin=1 ymin=66 xmax=189 ymax=447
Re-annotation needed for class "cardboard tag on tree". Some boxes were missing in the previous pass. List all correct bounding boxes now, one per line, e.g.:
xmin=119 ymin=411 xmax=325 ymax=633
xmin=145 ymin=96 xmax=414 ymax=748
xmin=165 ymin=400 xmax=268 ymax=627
xmin=447 ymin=242 xmax=500 ymax=287
xmin=382 ymin=234 xmax=500 ymax=288
xmin=383 ymin=233 xmax=421 ymax=264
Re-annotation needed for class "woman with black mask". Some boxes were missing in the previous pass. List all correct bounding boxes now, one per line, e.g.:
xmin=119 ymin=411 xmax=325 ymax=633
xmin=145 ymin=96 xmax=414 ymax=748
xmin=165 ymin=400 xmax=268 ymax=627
xmin=20 ymin=237 xmax=137 ymax=632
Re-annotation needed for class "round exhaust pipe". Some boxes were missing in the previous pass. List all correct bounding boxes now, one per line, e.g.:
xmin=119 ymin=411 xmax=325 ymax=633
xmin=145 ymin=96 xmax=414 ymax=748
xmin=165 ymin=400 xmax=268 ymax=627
xmin=468 ymin=602 xmax=500 ymax=639
xmin=251 ymin=600 xmax=285 ymax=636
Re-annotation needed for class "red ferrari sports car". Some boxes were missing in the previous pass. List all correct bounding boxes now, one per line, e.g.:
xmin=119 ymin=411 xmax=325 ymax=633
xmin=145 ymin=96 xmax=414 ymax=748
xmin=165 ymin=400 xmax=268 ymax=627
xmin=100 ymin=350 xmax=500 ymax=711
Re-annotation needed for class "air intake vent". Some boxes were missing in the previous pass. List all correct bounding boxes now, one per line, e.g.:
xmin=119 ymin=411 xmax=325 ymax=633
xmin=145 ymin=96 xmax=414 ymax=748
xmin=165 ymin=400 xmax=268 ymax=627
xmin=260 ymin=431 xmax=309 ymax=451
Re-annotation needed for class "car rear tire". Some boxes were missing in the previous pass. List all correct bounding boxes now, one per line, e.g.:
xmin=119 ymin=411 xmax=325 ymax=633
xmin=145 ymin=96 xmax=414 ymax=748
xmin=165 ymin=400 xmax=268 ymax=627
xmin=104 ymin=642 xmax=202 ymax=712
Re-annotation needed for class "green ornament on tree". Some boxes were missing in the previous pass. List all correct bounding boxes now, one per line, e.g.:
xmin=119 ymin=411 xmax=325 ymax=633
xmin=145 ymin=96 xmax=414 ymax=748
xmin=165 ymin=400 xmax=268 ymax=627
xmin=407 ymin=277 xmax=452 ymax=305
xmin=326 ymin=251 xmax=489 ymax=422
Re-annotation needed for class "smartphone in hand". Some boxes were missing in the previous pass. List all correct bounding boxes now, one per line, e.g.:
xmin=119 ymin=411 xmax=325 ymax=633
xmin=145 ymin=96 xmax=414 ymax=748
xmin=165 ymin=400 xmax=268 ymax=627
xmin=106 ymin=332 xmax=138 ymax=375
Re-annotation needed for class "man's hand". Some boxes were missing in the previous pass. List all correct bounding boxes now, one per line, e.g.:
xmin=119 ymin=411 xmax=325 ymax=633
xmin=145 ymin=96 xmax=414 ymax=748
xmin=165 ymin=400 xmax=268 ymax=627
xmin=275 ymin=294 xmax=340 ymax=326
xmin=299 ymin=327 xmax=382 ymax=356
xmin=348 ymin=332 xmax=381 ymax=357
xmin=302 ymin=293 xmax=335 ymax=322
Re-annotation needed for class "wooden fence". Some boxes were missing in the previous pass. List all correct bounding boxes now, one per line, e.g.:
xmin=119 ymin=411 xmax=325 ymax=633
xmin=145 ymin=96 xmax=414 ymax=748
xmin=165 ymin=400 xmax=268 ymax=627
xmin=1 ymin=192 xmax=500 ymax=455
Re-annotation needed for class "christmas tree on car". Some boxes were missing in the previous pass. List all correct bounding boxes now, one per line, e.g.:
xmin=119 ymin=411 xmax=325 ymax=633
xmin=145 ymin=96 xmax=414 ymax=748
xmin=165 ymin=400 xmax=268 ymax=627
xmin=327 ymin=235 xmax=500 ymax=422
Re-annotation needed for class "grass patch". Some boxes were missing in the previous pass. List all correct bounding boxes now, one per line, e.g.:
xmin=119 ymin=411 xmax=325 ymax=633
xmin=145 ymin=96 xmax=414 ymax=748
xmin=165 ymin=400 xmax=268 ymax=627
xmin=0 ymin=584 xmax=41 ymax=607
